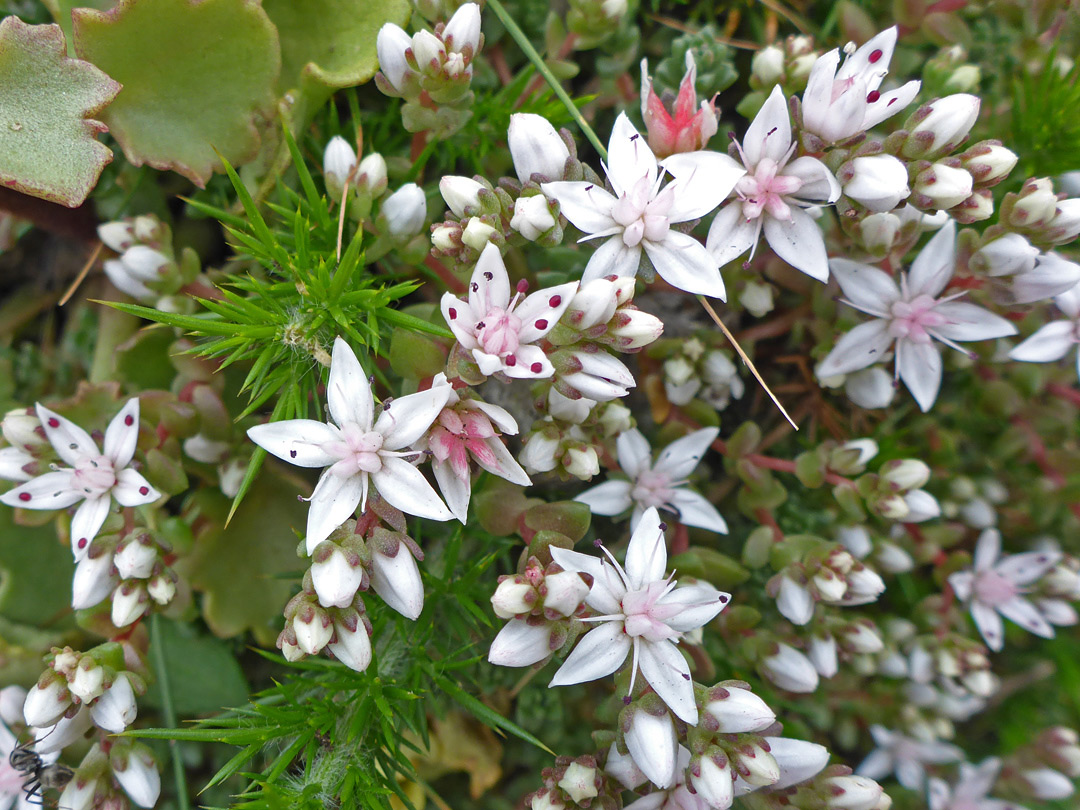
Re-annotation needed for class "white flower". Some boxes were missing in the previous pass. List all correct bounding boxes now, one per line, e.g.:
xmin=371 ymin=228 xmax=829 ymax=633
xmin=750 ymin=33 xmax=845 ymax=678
xmin=856 ymin=725 xmax=962 ymax=790
xmin=707 ymin=86 xmax=841 ymax=283
xmin=247 ymin=337 xmax=453 ymax=553
xmin=1008 ymin=284 xmax=1080 ymax=380
xmin=927 ymin=757 xmax=1027 ymax=810
xmin=801 ymin=27 xmax=921 ymax=144
xmin=509 ymin=114 xmax=570 ymax=183
xmin=548 ymin=507 xmax=730 ymax=724
xmin=948 ymin=529 xmax=1060 ymax=652
xmin=440 ymin=243 xmax=577 ymax=379
xmin=575 ymin=428 xmax=727 ymax=534
xmin=0 ymin=399 xmax=159 ymax=561
xmin=816 ymin=221 xmax=1017 ymax=411
xmin=543 ymin=113 xmax=744 ymax=298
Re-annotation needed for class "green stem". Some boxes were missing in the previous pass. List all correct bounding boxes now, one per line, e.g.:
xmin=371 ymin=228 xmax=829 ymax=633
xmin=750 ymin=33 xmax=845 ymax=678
xmin=151 ymin=614 xmax=191 ymax=810
xmin=485 ymin=0 xmax=608 ymax=161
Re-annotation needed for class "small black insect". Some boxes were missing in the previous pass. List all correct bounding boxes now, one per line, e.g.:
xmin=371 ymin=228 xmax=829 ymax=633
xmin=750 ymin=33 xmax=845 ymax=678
xmin=9 ymin=737 xmax=74 ymax=806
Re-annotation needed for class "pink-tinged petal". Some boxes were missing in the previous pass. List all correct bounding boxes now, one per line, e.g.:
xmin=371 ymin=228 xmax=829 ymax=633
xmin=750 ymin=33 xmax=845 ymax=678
xmin=970 ymin=600 xmax=1005 ymax=651
xmin=932 ymin=302 xmax=1017 ymax=342
xmin=907 ymin=221 xmax=957 ymax=298
xmin=897 ymin=339 xmax=943 ymax=412
xmin=489 ymin=618 xmax=555 ymax=667
xmin=661 ymin=151 xmax=745 ymax=222
xmin=998 ymin=596 xmax=1055 ymax=638
xmin=667 ymin=488 xmax=728 ymax=534
xmin=71 ymin=496 xmax=112 ymax=558
xmin=817 ymin=320 xmax=894 ymax=378
xmin=784 ymin=157 xmax=841 ymax=204
xmin=645 ymin=231 xmax=726 ymax=298
xmin=103 ymin=399 xmax=140 ymax=468
xmin=927 ymin=778 xmax=952 ymax=810
xmin=431 ymin=459 xmax=470 ymax=523
xmin=800 ymin=49 xmax=840 ymax=135
xmin=706 ymin=201 xmax=760 ymax=267
xmin=516 ymin=281 xmax=579 ymax=342
xmin=659 ymin=582 xmax=728 ymax=632
xmin=1009 ymin=321 xmax=1075 ymax=363
xmin=653 ymin=427 xmax=718 ymax=479
xmin=830 ymin=259 xmax=901 ymax=317
xmin=996 ymin=549 xmax=1061 ymax=585
xmin=743 ymin=86 xmax=792 ymax=166
xmin=862 ymin=81 xmax=921 ymax=131
xmin=973 ymin=528 xmax=1001 ymax=571
xmin=36 ymin=404 xmax=99 ymax=467
xmin=247 ymin=420 xmax=338 ymax=468
xmin=955 ymin=758 xmax=1003 ymax=801
xmin=549 ymin=621 xmax=632 ymax=686
xmin=474 ymin=436 xmax=532 ymax=486
xmin=541 ymin=181 xmax=619 ymax=235
xmin=575 ymin=479 xmax=634 ymax=516
xmin=763 ymin=208 xmax=830 ymax=282
xmin=375 ymin=385 xmax=452 ymax=450
xmin=469 ymin=243 xmax=513 ymax=313
xmin=616 ymin=429 xmax=653 ymax=478
xmin=624 ymin=506 xmax=667 ymax=589
xmin=372 ymin=456 xmax=453 ymax=521
xmin=605 ymin=113 xmax=658 ymax=196
xmin=113 ymin=468 xmax=159 ymax=507
xmin=327 ymin=338 xmax=374 ymax=429
xmin=501 ymin=344 xmax=554 ymax=379
xmin=305 ymin=472 xmax=365 ymax=553
xmin=0 ymin=471 xmax=81 ymax=510
xmin=1039 ymin=598 xmax=1078 ymax=626
xmin=948 ymin=570 xmax=974 ymax=601
xmin=470 ymin=400 xmax=518 ymax=434
xmin=582 ymin=236 xmax=641 ymax=282
xmin=440 ymin=292 xmax=480 ymax=350
xmin=638 ymin=640 xmax=697 ymax=724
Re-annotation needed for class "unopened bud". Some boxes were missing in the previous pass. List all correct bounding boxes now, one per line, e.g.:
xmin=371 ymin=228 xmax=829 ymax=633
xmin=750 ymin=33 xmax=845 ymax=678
xmin=914 ymin=163 xmax=973 ymax=210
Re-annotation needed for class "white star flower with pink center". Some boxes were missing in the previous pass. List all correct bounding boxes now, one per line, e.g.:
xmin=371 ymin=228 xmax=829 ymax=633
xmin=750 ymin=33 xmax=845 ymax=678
xmin=574 ymin=427 xmax=727 ymax=535
xmin=542 ymin=113 xmax=745 ymax=298
xmin=547 ymin=507 xmax=730 ymax=724
xmin=816 ymin=221 xmax=1017 ymax=411
xmin=857 ymin=725 xmax=962 ymax=790
xmin=441 ymin=243 xmax=578 ymax=379
xmin=706 ymin=86 xmax=842 ymax=282
xmin=928 ymin=757 xmax=1029 ymax=810
xmin=247 ymin=337 xmax=453 ymax=552
xmin=0 ymin=399 xmax=159 ymax=561
xmin=948 ymin=529 xmax=1061 ymax=652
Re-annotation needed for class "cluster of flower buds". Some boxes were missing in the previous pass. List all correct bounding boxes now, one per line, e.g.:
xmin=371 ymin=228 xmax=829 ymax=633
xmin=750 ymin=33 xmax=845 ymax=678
xmin=433 ymin=175 xmax=517 ymax=268
xmin=896 ymin=632 xmax=998 ymax=703
xmin=968 ymin=229 xmax=1080 ymax=306
xmin=487 ymin=554 xmax=592 ymax=667
xmin=857 ymin=459 xmax=941 ymax=523
xmin=375 ymin=3 xmax=483 ymax=137
xmin=748 ymin=35 xmax=818 ymax=94
xmin=653 ymin=336 xmax=745 ymax=410
xmin=0 ymin=407 xmax=52 ymax=482
xmin=767 ymin=540 xmax=886 ymax=626
xmin=60 ymin=738 xmax=160 ymax=810
xmin=97 ymin=215 xmax=201 ymax=308
xmin=526 ymin=754 xmax=622 ymax=810
xmin=72 ymin=531 xmax=179 ymax=627
xmin=321 ymin=134 xmax=389 ymax=219
xmin=278 ymin=576 xmax=374 ymax=672
xmin=518 ymin=418 xmax=603 ymax=480
xmin=996 ymin=727 xmax=1080 ymax=801
xmin=837 ymin=525 xmax=915 ymax=575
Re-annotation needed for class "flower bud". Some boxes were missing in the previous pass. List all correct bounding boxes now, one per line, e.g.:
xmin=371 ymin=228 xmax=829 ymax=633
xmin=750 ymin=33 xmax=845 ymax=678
xmin=903 ymin=489 xmax=941 ymax=522
xmin=461 ymin=217 xmax=498 ymax=252
xmin=369 ymin=539 xmax=424 ymax=620
xmin=510 ymin=113 xmax=570 ymax=183
xmin=376 ymin=23 xmax=414 ymax=94
xmin=323 ymin=136 xmax=357 ymax=198
xmin=311 ymin=543 xmax=364 ymax=609
xmin=98 ymin=220 xmax=136 ymax=252
xmin=766 ymin=737 xmax=830 ymax=789
xmin=328 ymin=612 xmax=373 ymax=672
xmin=735 ymin=742 xmax=780 ymax=787
xmin=1048 ymin=198 xmax=1080 ymax=245
xmin=72 ymin=548 xmax=117 ymax=610
xmin=558 ymin=760 xmax=599 ymax=803
xmin=519 ymin=427 xmax=560 ymax=474
xmin=752 ymin=45 xmax=785 ymax=86
xmin=914 ymin=163 xmax=973 ymax=210
xmin=845 ymin=565 xmax=886 ymax=603
xmin=2 ymin=409 xmax=44 ymax=451
xmin=598 ymin=401 xmax=633 ymax=436
xmin=605 ymin=742 xmax=648 ymax=790
xmin=807 ymin=634 xmax=838 ymax=678
xmin=491 ymin=576 xmax=537 ymax=619
xmin=112 ymin=742 xmax=160 ymax=808
xmin=1021 ymin=767 xmax=1074 ymax=800
xmin=111 ymin=581 xmax=150 ymax=627
xmin=59 ymin=775 xmax=104 ymax=810
xmin=881 ymin=459 xmax=930 ymax=491
xmin=962 ymin=142 xmax=1017 ymax=186
xmin=541 ymin=570 xmax=590 ymax=617
xmin=356 ymin=153 xmax=388 ymax=197
xmin=760 ymin=643 xmax=819 ymax=693
xmin=567 ymin=279 xmax=620 ymax=329
xmin=739 ymin=280 xmax=775 ymax=317
xmin=511 ymin=195 xmax=557 ymax=240
xmin=147 ymin=572 xmax=177 ymax=605
xmin=813 ymin=570 xmax=848 ymax=603
xmin=704 ymin=685 xmax=776 ymax=733
xmin=841 ymin=622 xmax=884 ymax=653
xmin=902 ymin=94 xmax=980 ymax=159
xmin=23 ymin=677 xmax=71 ymax=727
xmin=1008 ymin=253 xmax=1080 ymax=304
xmin=776 ymin=575 xmax=815 ymax=625
xmin=825 ymin=775 xmax=884 ymax=809
xmin=440 ymin=176 xmax=485 ymax=218
xmin=547 ymin=389 xmax=595 ymax=424
xmin=1009 ymin=178 xmax=1058 ymax=227
xmin=690 ymin=751 xmax=734 ymax=809
xmin=844 ymin=155 xmax=910 ymax=212
xmin=70 ymin=659 xmax=105 ymax=703
xmin=91 ymin=673 xmax=137 ymax=733
xmin=972 ymin=233 xmax=1039 ymax=277
xmin=858 ymin=212 xmax=901 ymax=254
xmin=293 ymin=603 xmax=334 ymax=654
xmin=563 ymin=445 xmax=600 ymax=480
xmin=562 ymin=349 xmax=635 ymax=401
xmin=381 ymin=184 xmax=427 ymax=238
xmin=410 ymin=29 xmax=445 ymax=70
xmin=624 ymin=705 xmax=678 ymax=788
xmin=114 ymin=537 xmax=157 ymax=581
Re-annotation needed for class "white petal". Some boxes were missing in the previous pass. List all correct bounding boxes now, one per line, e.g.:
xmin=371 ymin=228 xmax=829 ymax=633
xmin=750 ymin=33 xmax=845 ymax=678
xmin=471 ymin=400 xmax=518 ymax=435
xmin=575 ymin=479 xmax=633 ymax=516
xmin=70 ymin=496 xmax=112 ymax=557
xmin=897 ymin=340 xmax=943 ymax=412
xmin=971 ymin=601 xmax=1005 ymax=651
xmin=784 ymin=157 xmax=841 ymax=203
xmin=432 ymin=459 xmax=471 ymax=523
xmin=949 ymin=571 xmax=974 ymax=601
xmin=0 ymin=446 xmax=33 ymax=481
xmin=624 ymin=708 xmax=678 ymax=789
xmin=777 ymin=576 xmax=815 ymax=625
xmin=515 ymin=281 xmax=579 ymax=343
xmin=996 ymin=549 xmax=1061 ymax=585
xmin=998 ymin=596 xmax=1055 ymax=639
xmin=103 ymin=399 xmax=140 ymax=468
xmin=36 ymin=404 xmax=99 ymax=467
xmin=582 ymin=237 xmax=641 ymax=282
xmin=706 ymin=202 xmax=759 ymax=268
xmin=766 ymin=737 xmax=830 ymax=789
xmin=830 ymin=259 xmax=900 ymax=316
xmin=305 ymin=471 xmax=364 ymax=553
xmin=763 ymin=208 xmax=830 ymax=282
xmin=372 ymin=457 xmax=453 ymax=521
xmin=743 ymin=86 xmax=791 ymax=166
xmin=855 ymin=748 xmax=894 ymax=781
xmin=638 ymin=640 xmax=697 ymax=724
xmin=605 ymin=113 xmax=658 ymax=195
xmin=1009 ymin=321 xmax=1076 ymax=363
xmin=474 ymin=437 xmax=532 ymax=486
xmin=659 ymin=582 xmax=728 ymax=632
xmin=541 ymin=181 xmax=619 ymax=235
xmin=645 ymin=231 xmax=726 ymax=298
xmin=374 ymin=385 xmax=452 ymax=450
xmin=0 ymin=470 xmax=81 ymax=511
xmin=549 ymin=622 xmax=632 ymax=686
xmin=932 ymin=302 xmax=1017 ymax=342
xmin=862 ymin=80 xmax=921 ymax=131
xmin=488 ymin=618 xmax=555 ymax=667
xmin=113 ymin=468 xmax=159 ymax=507
xmin=246 ymin=420 xmax=338 ymax=468
xmin=653 ymin=427 xmax=717 ymax=479
xmin=441 ymin=292 xmax=480 ymax=350
xmin=501 ymin=343 xmax=555 ymax=379
xmin=973 ymin=528 xmax=1001 ymax=571
xmin=469 ymin=243 xmax=513 ymax=313
xmin=840 ymin=27 xmax=898 ymax=82
xmin=624 ymin=507 xmax=667 ymax=589
xmin=616 ymin=429 xmax=653 ymax=478
xmin=661 ymin=152 xmax=746 ymax=222
xmin=907 ymin=221 xmax=957 ymax=298
xmin=667 ymin=488 xmax=728 ymax=534
xmin=370 ymin=547 xmax=425 ymax=620
xmin=327 ymin=337 xmax=374 ymax=429
xmin=816 ymin=320 xmax=894 ymax=378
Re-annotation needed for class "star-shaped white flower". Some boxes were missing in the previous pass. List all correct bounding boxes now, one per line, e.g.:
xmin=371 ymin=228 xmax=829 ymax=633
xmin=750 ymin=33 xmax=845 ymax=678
xmin=947 ymin=529 xmax=1060 ymax=652
xmin=928 ymin=758 xmax=1028 ymax=810
xmin=440 ymin=243 xmax=578 ymax=379
xmin=247 ymin=337 xmax=453 ymax=553
xmin=816 ymin=221 xmax=1017 ymax=411
xmin=548 ymin=507 xmax=730 ymax=724
xmin=574 ymin=427 xmax=727 ymax=535
xmin=801 ymin=27 xmax=921 ymax=144
xmin=857 ymin=725 xmax=962 ymax=790
xmin=1 ymin=399 xmax=159 ymax=561
xmin=542 ymin=113 xmax=745 ymax=298
xmin=706 ymin=85 xmax=841 ymax=283
xmin=1008 ymin=283 xmax=1080 ymax=381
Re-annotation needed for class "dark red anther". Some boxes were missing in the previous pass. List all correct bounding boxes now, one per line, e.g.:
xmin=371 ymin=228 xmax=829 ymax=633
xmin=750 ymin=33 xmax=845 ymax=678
xmin=530 ymin=362 xmax=543 ymax=373
xmin=48 ymin=418 xmax=59 ymax=428
xmin=139 ymin=486 xmax=149 ymax=495
xmin=124 ymin=414 xmax=134 ymax=426
xmin=867 ymin=90 xmax=881 ymax=103
xmin=535 ymin=319 xmax=548 ymax=330
xmin=868 ymin=49 xmax=883 ymax=63
xmin=549 ymin=295 xmax=562 ymax=307
xmin=18 ymin=492 xmax=31 ymax=502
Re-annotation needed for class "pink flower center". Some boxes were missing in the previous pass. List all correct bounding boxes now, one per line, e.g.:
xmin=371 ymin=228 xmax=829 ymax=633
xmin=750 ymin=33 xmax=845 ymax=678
xmin=612 ymin=175 xmax=673 ymax=248
xmin=888 ymin=294 xmax=946 ymax=343
xmin=631 ymin=468 xmax=674 ymax=510
xmin=735 ymin=157 xmax=803 ymax=221
xmin=973 ymin=569 xmax=1019 ymax=605
xmin=476 ymin=307 xmax=522 ymax=357
xmin=325 ymin=423 xmax=384 ymax=477
xmin=73 ymin=454 xmax=117 ymax=497
xmin=621 ymin=580 xmax=681 ymax=642
xmin=429 ymin=407 xmax=499 ymax=480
